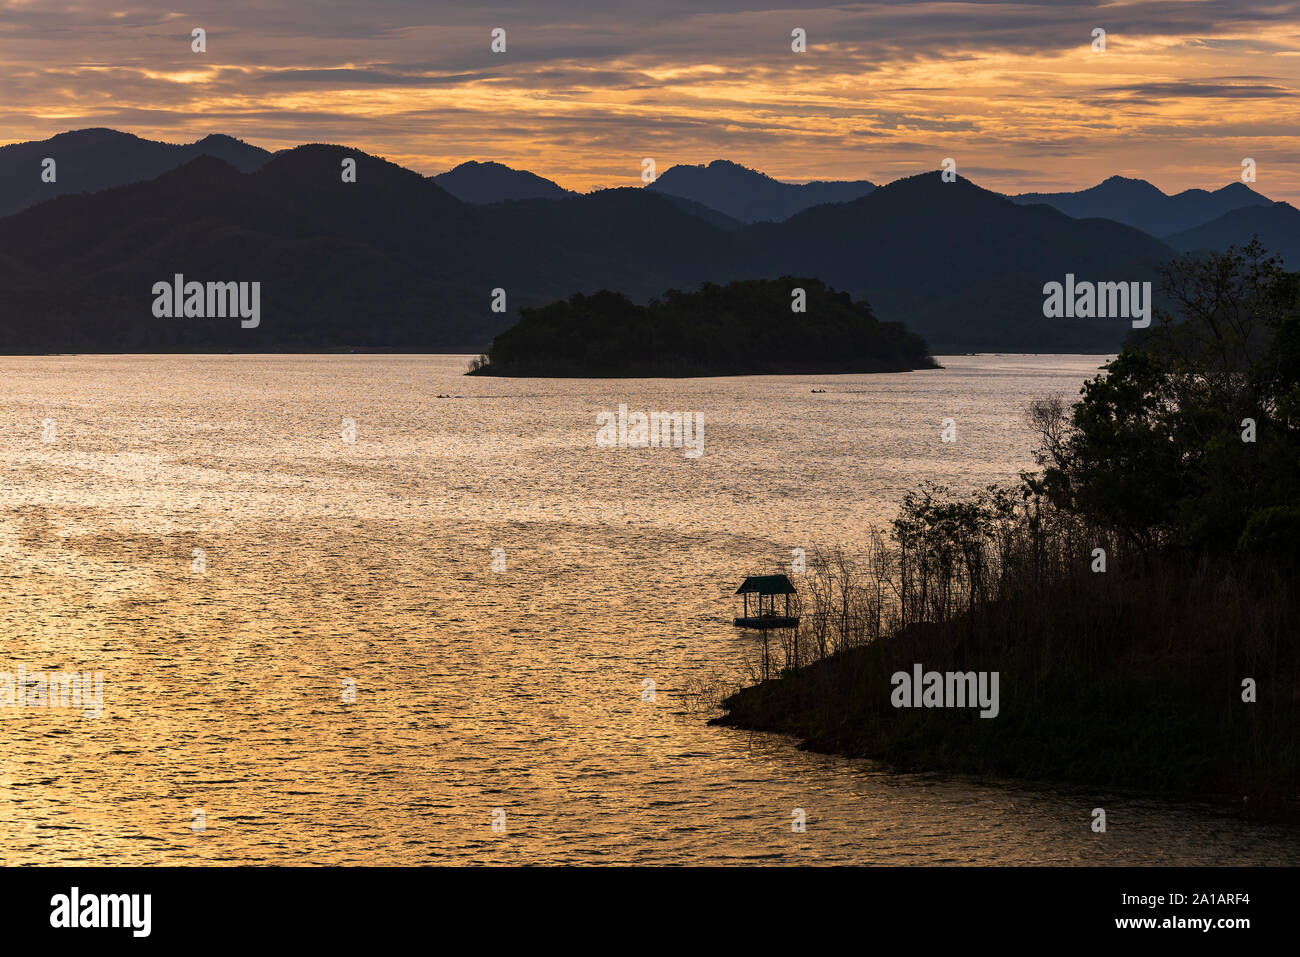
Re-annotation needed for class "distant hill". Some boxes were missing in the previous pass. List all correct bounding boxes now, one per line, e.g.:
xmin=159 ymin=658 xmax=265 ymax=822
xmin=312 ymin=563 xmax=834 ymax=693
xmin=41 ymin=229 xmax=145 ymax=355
xmin=0 ymin=148 xmax=755 ymax=353
xmin=1011 ymin=175 xmax=1272 ymax=237
xmin=0 ymin=128 xmax=270 ymax=217
xmin=431 ymin=160 xmax=572 ymax=202
xmin=0 ymin=147 xmax=493 ymax=352
xmin=468 ymin=187 xmax=758 ymax=304
xmin=655 ymin=194 xmax=743 ymax=230
xmin=1165 ymin=202 xmax=1300 ymax=269
xmin=647 ymin=159 xmax=876 ymax=223
xmin=469 ymin=277 xmax=936 ymax=376
xmin=747 ymin=172 xmax=1176 ymax=353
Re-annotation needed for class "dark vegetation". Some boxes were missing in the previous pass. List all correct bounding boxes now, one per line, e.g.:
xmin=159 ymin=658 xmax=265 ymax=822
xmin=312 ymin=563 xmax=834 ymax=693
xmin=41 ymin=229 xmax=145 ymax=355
xmin=717 ymin=242 xmax=1300 ymax=803
xmin=466 ymin=277 xmax=937 ymax=377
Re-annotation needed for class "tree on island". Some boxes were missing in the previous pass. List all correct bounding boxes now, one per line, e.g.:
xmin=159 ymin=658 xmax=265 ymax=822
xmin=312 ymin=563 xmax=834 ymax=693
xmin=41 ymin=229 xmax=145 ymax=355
xmin=467 ymin=277 xmax=936 ymax=377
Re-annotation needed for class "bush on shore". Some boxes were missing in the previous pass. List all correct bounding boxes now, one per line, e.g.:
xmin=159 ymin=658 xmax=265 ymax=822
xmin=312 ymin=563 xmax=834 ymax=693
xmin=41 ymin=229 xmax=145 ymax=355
xmin=718 ymin=242 xmax=1300 ymax=801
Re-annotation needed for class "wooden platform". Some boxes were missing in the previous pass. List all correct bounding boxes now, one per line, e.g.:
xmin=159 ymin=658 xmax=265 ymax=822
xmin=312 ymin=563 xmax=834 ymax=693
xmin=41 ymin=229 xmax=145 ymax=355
xmin=733 ymin=615 xmax=800 ymax=630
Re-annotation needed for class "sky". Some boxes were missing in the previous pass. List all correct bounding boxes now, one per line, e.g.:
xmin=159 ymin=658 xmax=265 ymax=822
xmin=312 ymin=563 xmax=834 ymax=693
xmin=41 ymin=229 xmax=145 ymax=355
xmin=1 ymin=0 xmax=1298 ymax=200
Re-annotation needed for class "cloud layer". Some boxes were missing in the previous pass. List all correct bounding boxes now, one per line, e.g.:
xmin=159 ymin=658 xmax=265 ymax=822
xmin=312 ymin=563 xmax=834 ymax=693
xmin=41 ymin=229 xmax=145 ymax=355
xmin=2 ymin=0 xmax=1297 ymax=199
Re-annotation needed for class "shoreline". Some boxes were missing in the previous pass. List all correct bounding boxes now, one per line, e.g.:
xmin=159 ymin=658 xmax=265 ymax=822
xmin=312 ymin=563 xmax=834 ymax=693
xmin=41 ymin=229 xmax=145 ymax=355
xmin=712 ymin=699 xmax=1300 ymax=821
xmin=713 ymin=633 xmax=1300 ymax=812
xmin=466 ymin=358 xmax=941 ymax=377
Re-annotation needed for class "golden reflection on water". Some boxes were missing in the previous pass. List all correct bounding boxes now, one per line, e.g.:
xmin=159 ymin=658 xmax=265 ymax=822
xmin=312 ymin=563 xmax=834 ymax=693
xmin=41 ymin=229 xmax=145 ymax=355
xmin=1 ymin=354 xmax=1296 ymax=864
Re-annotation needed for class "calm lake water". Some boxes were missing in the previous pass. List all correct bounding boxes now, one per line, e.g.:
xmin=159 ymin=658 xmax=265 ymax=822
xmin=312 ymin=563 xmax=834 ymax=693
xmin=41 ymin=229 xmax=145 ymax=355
xmin=1 ymin=353 xmax=1297 ymax=865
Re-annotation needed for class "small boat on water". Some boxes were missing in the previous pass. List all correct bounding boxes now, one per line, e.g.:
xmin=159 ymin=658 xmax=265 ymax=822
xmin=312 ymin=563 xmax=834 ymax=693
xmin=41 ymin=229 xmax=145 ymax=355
xmin=733 ymin=573 xmax=800 ymax=629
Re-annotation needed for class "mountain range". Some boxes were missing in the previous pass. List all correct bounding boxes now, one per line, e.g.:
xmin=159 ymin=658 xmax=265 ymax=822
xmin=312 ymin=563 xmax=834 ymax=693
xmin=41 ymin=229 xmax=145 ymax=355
xmin=1011 ymin=175 xmax=1274 ymax=238
xmin=0 ymin=128 xmax=269 ymax=218
xmin=647 ymin=159 xmax=877 ymax=223
xmin=0 ymin=128 xmax=1294 ymax=356
xmin=426 ymin=157 xmax=878 ymax=224
xmin=1165 ymin=202 xmax=1300 ymax=268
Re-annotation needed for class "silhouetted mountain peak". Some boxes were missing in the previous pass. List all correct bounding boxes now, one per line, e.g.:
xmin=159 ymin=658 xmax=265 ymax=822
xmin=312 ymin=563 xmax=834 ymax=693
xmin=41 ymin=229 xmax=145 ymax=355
xmin=432 ymin=160 xmax=570 ymax=202
xmin=190 ymin=132 xmax=260 ymax=152
xmin=262 ymin=143 xmax=428 ymax=180
xmin=649 ymin=158 xmax=876 ymax=223
xmin=1012 ymin=173 xmax=1273 ymax=236
xmin=705 ymin=159 xmax=775 ymax=178
xmin=254 ymin=144 xmax=463 ymax=212
xmin=847 ymin=170 xmax=993 ymax=209
xmin=658 ymin=159 xmax=781 ymax=187
xmin=885 ymin=170 xmax=981 ymax=190
xmin=48 ymin=127 xmax=144 ymax=144
xmin=1216 ymin=181 xmax=1261 ymax=198
xmin=450 ymin=160 xmax=509 ymax=172
xmin=264 ymin=142 xmax=365 ymax=167
xmin=182 ymin=132 xmax=269 ymax=172
xmin=1099 ymin=174 xmax=1156 ymax=187
xmin=1085 ymin=175 xmax=1167 ymax=200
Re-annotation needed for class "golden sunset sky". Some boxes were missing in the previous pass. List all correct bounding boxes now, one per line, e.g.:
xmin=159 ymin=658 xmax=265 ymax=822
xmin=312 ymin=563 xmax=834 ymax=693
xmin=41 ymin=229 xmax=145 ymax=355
xmin=2 ymin=0 xmax=1298 ymax=200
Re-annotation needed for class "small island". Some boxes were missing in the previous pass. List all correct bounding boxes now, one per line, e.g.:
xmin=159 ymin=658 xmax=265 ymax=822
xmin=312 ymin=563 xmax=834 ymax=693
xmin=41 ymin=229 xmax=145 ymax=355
xmin=467 ymin=277 xmax=938 ymax=377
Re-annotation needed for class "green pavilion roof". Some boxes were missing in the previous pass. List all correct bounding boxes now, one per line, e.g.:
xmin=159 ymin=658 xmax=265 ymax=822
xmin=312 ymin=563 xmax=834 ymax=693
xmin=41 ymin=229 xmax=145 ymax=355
xmin=735 ymin=574 xmax=797 ymax=595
